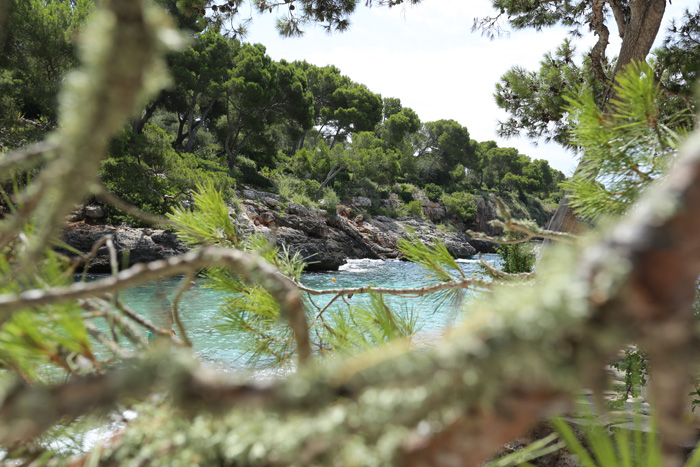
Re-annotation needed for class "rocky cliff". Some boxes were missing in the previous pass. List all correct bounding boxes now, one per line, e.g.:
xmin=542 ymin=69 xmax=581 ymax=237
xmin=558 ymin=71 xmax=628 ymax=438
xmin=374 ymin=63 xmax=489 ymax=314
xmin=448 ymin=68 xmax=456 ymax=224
xmin=60 ymin=189 xmax=524 ymax=272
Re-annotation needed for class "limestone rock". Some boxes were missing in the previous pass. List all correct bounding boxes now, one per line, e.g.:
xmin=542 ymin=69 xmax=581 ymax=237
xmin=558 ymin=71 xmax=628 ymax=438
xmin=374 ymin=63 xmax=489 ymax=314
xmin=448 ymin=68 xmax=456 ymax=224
xmin=468 ymin=238 xmax=499 ymax=254
xmin=350 ymin=196 xmax=372 ymax=208
xmin=84 ymin=205 xmax=105 ymax=219
xmin=61 ymin=224 xmax=187 ymax=273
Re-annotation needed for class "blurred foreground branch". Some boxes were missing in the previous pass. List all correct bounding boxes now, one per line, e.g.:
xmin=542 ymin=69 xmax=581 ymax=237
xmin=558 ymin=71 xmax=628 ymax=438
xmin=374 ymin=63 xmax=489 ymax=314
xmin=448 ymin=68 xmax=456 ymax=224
xmin=1 ymin=134 xmax=700 ymax=464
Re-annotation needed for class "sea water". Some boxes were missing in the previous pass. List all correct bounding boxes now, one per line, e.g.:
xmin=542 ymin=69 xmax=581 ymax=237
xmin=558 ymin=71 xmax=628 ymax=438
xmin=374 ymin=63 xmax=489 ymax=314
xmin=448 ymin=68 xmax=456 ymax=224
xmin=96 ymin=254 xmax=500 ymax=369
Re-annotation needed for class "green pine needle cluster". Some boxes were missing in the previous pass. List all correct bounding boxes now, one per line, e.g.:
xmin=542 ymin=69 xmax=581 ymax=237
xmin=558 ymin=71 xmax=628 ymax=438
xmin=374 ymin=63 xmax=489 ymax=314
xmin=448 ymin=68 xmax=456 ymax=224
xmin=562 ymin=61 xmax=690 ymax=221
xmin=168 ymin=184 xmax=424 ymax=366
xmin=398 ymin=232 xmax=464 ymax=282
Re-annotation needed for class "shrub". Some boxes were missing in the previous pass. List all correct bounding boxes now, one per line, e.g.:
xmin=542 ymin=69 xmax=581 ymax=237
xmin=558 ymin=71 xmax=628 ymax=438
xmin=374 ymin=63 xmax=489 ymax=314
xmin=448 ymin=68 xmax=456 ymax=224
xmin=424 ymin=183 xmax=443 ymax=202
xmin=398 ymin=183 xmax=416 ymax=204
xmin=101 ymin=125 xmax=230 ymax=225
xmin=495 ymin=243 xmax=536 ymax=274
xmin=405 ymin=200 xmax=423 ymax=218
xmin=276 ymin=176 xmax=317 ymax=208
xmin=233 ymin=155 xmax=273 ymax=189
xmin=442 ymin=191 xmax=477 ymax=223
xmin=377 ymin=186 xmax=392 ymax=199
xmin=322 ymin=187 xmax=339 ymax=222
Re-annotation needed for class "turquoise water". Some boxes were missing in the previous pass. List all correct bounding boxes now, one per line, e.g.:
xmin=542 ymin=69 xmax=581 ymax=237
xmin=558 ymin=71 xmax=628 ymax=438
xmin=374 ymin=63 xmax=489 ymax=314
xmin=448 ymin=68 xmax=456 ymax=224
xmin=91 ymin=255 xmax=500 ymax=369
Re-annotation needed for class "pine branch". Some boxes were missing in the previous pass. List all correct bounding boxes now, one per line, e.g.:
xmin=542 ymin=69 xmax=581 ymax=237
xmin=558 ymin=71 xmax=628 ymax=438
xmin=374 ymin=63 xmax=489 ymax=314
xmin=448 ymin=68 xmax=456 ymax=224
xmin=296 ymin=277 xmax=493 ymax=299
xmin=0 ymin=246 xmax=311 ymax=366
xmin=0 ymin=141 xmax=58 ymax=179
xmin=479 ymin=254 xmax=535 ymax=281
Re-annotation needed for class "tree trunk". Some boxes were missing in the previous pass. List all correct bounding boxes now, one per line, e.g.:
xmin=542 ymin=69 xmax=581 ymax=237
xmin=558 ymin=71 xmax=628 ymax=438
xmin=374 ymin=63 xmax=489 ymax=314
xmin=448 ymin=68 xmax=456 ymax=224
xmin=316 ymin=163 xmax=343 ymax=200
xmin=172 ymin=115 xmax=187 ymax=149
xmin=547 ymin=0 xmax=667 ymax=233
xmin=612 ymin=0 xmax=666 ymax=80
xmin=131 ymin=99 xmax=159 ymax=135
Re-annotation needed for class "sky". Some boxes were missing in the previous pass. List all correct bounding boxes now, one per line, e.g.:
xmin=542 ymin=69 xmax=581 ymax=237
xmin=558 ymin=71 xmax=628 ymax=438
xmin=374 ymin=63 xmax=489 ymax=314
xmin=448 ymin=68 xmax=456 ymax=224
xmin=240 ymin=0 xmax=691 ymax=175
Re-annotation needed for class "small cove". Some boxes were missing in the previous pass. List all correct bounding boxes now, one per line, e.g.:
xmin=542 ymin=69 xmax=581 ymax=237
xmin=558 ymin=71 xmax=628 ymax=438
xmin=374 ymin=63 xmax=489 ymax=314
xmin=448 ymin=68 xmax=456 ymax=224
xmin=86 ymin=254 xmax=501 ymax=370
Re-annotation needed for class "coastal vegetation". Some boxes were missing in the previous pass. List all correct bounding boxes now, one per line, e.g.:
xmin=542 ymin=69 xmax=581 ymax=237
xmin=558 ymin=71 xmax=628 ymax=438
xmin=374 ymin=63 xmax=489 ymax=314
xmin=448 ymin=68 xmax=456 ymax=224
xmin=0 ymin=0 xmax=565 ymax=229
xmin=0 ymin=0 xmax=698 ymax=466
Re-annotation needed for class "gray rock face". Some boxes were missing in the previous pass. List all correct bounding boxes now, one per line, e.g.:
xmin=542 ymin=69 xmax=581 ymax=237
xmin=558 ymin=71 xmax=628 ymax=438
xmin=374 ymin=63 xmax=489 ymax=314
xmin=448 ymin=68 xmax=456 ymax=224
xmin=61 ymin=224 xmax=188 ymax=273
xmin=60 ymin=189 xmax=508 ymax=272
xmin=350 ymin=196 xmax=372 ymax=208
xmin=84 ymin=205 xmax=105 ymax=219
xmin=468 ymin=238 xmax=499 ymax=254
xmin=473 ymin=195 xmax=503 ymax=236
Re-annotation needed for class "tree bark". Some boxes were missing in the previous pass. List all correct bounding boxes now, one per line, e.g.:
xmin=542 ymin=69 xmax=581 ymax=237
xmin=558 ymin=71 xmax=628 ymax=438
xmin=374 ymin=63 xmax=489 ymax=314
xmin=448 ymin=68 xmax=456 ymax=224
xmin=131 ymin=98 xmax=160 ymax=135
xmin=316 ymin=163 xmax=344 ymax=199
xmin=548 ymin=0 xmax=667 ymax=233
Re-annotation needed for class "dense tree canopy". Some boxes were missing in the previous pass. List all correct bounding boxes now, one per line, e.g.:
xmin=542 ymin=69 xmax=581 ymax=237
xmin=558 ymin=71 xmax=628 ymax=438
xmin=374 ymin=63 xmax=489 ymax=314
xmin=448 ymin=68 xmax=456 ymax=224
xmin=0 ymin=0 xmax=92 ymax=147
xmin=0 ymin=0 xmax=567 ymax=225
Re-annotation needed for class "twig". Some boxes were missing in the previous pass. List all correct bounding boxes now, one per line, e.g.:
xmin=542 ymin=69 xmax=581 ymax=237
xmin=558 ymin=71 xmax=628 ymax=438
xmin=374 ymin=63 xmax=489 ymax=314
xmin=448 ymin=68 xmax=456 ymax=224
xmin=311 ymin=292 xmax=343 ymax=326
xmin=468 ymin=221 xmax=577 ymax=245
xmin=478 ymin=254 xmax=536 ymax=280
xmin=112 ymin=297 xmax=185 ymax=347
xmin=106 ymin=236 xmax=120 ymax=343
xmin=80 ymin=299 xmax=148 ymax=349
xmin=172 ymin=273 xmax=194 ymax=347
xmin=70 ymin=235 xmax=112 ymax=277
xmin=0 ymin=247 xmax=311 ymax=366
xmin=84 ymin=321 xmax=135 ymax=360
xmin=296 ymin=277 xmax=492 ymax=298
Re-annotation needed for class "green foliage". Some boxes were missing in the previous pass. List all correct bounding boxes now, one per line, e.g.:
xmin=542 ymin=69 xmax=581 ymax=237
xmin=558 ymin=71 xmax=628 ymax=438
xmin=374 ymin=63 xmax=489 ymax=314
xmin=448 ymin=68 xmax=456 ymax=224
xmin=442 ymin=191 xmax=477 ymax=224
xmin=322 ymin=187 xmax=340 ymax=222
xmin=379 ymin=98 xmax=421 ymax=148
xmin=423 ymin=183 xmax=442 ymax=202
xmin=101 ymin=125 xmax=230 ymax=224
xmin=168 ymin=185 xmax=426 ymax=367
xmin=230 ymin=155 xmax=274 ymax=189
xmin=168 ymin=184 xmax=311 ymax=366
xmin=168 ymin=181 xmax=240 ymax=247
xmin=398 ymin=233 xmax=464 ymax=282
xmin=325 ymin=293 xmax=420 ymax=354
xmin=550 ymin=411 xmax=700 ymax=467
xmin=416 ymin=119 xmax=477 ymax=181
xmin=397 ymin=183 xmax=417 ymax=204
xmin=485 ymin=433 xmax=563 ymax=467
xmin=610 ymin=349 xmax=649 ymax=409
xmin=405 ymin=200 xmax=423 ymax=218
xmin=217 ymin=44 xmax=314 ymax=168
xmin=276 ymin=175 xmax=317 ymax=207
xmin=495 ymin=243 xmax=536 ymax=274
xmin=0 ymin=231 xmax=94 ymax=381
xmin=562 ymin=61 xmax=689 ymax=221
xmin=495 ymin=40 xmax=599 ymax=147
xmin=656 ymin=6 xmax=700 ymax=107
xmin=0 ymin=0 xmax=93 ymax=124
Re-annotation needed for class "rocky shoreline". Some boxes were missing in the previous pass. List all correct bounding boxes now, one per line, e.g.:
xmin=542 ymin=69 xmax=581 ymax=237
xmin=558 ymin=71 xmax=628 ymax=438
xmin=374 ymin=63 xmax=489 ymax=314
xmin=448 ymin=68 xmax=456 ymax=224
xmin=61 ymin=189 xmax=514 ymax=273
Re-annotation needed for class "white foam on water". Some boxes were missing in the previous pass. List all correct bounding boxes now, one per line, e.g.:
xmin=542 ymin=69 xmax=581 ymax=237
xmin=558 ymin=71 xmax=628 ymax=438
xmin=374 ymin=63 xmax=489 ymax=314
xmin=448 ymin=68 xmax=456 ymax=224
xmin=339 ymin=258 xmax=388 ymax=273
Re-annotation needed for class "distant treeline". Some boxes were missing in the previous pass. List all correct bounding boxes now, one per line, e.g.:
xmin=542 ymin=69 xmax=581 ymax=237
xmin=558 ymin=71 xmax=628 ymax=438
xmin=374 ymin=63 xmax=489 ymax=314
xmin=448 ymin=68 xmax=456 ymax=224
xmin=0 ymin=0 xmax=566 ymax=225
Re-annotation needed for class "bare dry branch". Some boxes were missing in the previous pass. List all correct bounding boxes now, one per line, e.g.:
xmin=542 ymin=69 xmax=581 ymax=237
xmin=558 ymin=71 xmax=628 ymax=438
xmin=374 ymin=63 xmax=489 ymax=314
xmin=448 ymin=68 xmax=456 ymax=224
xmin=172 ymin=273 xmax=194 ymax=347
xmin=84 ymin=321 xmax=135 ymax=360
xmin=296 ymin=277 xmax=492 ymax=298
